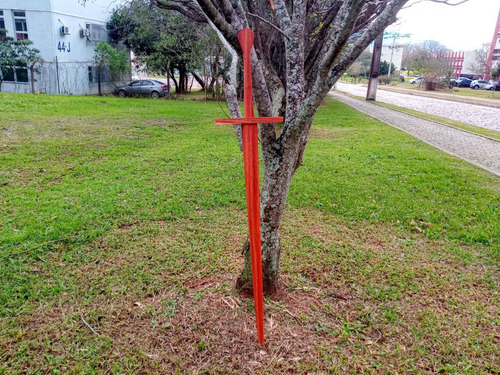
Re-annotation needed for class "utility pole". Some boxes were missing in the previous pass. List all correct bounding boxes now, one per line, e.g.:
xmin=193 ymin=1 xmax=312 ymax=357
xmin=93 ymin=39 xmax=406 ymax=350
xmin=366 ymin=32 xmax=383 ymax=101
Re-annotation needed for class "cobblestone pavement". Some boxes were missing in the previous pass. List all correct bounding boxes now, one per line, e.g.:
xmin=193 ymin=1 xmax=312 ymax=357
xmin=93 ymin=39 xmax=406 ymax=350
xmin=329 ymin=91 xmax=500 ymax=177
xmin=336 ymin=82 xmax=500 ymax=132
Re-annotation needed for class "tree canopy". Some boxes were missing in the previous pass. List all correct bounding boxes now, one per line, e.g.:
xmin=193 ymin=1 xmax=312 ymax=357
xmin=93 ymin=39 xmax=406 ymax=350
xmin=108 ymin=1 xmax=213 ymax=93
xmin=93 ymin=41 xmax=129 ymax=95
xmin=0 ymin=29 xmax=41 ymax=91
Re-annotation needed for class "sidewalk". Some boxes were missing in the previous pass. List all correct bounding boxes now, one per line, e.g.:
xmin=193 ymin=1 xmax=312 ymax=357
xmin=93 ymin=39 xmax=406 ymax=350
xmin=377 ymin=85 xmax=500 ymax=109
xmin=328 ymin=91 xmax=500 ymax=177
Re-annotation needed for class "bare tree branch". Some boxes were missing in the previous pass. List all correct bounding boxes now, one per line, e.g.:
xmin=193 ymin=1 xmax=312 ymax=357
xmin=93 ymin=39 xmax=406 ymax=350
xmin=402 ymin=0 xmax=469 ymax=9
xmin=246 ymin=12 xmax=289 ymax=40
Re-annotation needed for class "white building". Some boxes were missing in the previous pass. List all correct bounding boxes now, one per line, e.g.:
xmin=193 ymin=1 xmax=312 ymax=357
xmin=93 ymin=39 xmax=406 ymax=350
xmin=369 ymin=43 xmax=404 ymax=73
xmin=380 ymin=45 xmax=403 ymax=72
xmin=0 ymin=0 xmax=120 ymax=95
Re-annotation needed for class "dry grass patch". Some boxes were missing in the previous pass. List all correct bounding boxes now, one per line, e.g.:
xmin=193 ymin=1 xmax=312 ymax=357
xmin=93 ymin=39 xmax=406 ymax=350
xmin=2 ymin=208 xmax=499 ymax=374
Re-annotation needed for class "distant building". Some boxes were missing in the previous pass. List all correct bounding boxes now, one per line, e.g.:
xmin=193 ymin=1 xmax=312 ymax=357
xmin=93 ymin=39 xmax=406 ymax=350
xmin=369 ymin=42 xmax=403 ymax=73
xmin=424 ymin=51 xmax=485 ymax=79
xmin=486 ymin=8 xmax=500 ymax=80
xmin=0 ymin=0 xmax=122 ymax=95
xmin=380 ymin=44 xmax=403 ymax=72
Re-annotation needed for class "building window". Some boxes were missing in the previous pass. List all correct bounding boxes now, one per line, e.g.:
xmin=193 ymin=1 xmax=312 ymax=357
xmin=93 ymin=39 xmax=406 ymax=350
xmin=15 ymin=67 xmax=28 ymax=82
xmin=0 ymin=10 xmax=5 ymax=39
xmin=14 ymin=11 xmax=28 ymax=40
xmin=86 ymin=23 xmax=107 ymax=43
xmin=1 ymin=66 xmax=28 ymax=83
xmin=88 ymin=66 xmax=96 ymax=83
xmin=1 ymin=67 xmax=15 ymax=82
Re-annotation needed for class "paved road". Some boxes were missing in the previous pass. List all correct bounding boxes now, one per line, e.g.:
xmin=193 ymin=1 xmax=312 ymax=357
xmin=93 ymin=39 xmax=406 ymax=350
xmin=336 ymin=82 xmax=500 ymax=132
xmin=329 ymin=91 xmax=500 ymax=177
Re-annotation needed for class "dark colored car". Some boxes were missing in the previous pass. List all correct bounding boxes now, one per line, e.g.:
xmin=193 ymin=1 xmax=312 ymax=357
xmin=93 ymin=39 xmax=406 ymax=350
xmin=455 ymin=77 xmax=472 ymax=87
xmin=115 ymin=80 xmax=169 ymax=98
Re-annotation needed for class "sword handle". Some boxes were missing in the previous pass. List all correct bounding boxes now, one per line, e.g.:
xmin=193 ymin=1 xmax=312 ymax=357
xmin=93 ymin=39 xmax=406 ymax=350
xmin=237 ymin=29 xmax=255 ymax=119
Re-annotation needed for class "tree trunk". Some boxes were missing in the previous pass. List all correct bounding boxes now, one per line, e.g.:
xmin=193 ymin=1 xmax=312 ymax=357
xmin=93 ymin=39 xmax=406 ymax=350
xmin=236 ymin=137 xmax=302 ymax=296
xmin=30 ymin=63 xmax=36 ymax=94
xmin=191 ymin=71 xmax=205 ymax=90
xmin=236 ymin=179 xmax=288 ymax=296
xmin=366 ymin=32 xmax=383 ymax=101
xmin=170 ymin=66 xmax=178 ymax=93
xmin=178 ymin=68 xmax=186 ymax=94
xmin=97 ymin=66 xmax=102 ymax=96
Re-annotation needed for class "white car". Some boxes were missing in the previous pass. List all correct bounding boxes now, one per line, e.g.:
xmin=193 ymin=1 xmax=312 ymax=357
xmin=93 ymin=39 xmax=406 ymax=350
xmin=409 ymin=77 xmax=422 ymax=84
xmin=470 ymin=79 xmax=489 ymax=89
xmin=484 ymin=82 xmax=500 ymax=91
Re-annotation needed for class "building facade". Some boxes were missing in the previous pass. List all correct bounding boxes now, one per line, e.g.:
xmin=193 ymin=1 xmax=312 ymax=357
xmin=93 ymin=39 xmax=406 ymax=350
xmin=0 ymin=0 xmax=119 ymax=95
xmin=486 ymin=8 xmax=500 ymax=80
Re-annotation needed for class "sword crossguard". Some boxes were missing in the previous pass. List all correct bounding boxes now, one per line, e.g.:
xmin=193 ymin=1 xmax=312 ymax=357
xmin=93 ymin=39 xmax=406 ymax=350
xmin=214 ymin=117 xmax=283 ymax=125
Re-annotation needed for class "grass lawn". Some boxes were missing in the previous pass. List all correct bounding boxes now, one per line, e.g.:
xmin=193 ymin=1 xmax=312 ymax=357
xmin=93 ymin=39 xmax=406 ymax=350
xmin=1 ymin=93 xmax=499 ymax=373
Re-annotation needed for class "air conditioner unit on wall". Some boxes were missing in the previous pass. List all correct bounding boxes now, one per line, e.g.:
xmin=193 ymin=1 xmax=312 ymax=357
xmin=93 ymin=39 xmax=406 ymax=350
xmin=80 ymin=28 xmax=91 ymax=40
xmin=60 ymin=26 xmax=70 ymax=35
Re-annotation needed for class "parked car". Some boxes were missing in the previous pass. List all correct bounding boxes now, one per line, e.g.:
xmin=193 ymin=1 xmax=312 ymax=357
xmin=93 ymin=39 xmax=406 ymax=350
xmin=409 ymin=76 xmax=422 ymax=84
xmin=470 ymin=79 xmax=489 ymax=89
xmin=484 ymin=82 xmax=500 ymax=91
xmin=115 ymin=80 xmax=169 ymax=98
xmin=455 ymin=77 xmax=472 ymax=87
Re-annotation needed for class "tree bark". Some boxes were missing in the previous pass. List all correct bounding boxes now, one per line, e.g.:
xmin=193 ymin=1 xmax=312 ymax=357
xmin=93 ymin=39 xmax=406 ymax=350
xmin=366 ymin=32 xmax=384 ymax=101
xmin=178 ymin=68 xmax=187 ymax=94
xmin=170 ymin=66 xmax=178 ymax=93
xmin=30 ymin=63 xmax=36 ymax=94
xmin=97 ymin=65 xmax=102 ymax=96
xmin=191 ymin=71 xmax=206 ymax=90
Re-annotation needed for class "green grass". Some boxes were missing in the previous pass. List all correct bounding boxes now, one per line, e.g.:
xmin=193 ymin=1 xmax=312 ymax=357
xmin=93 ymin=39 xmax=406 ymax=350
xmin=0 ymin=93 xmax=499 ymax=373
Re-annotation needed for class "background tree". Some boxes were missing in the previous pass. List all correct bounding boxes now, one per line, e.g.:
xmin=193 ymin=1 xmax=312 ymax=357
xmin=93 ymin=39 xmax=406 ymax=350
xmin=143 ymin=0 xmax=468 ymax=294
xmin=402 ymin=44 xmax=428 ymax=74
xmin=108 ymin=1 xmax=223 ymax=94
xmin=379 ymin=60 xmax=397 ymax=76
xmin=0 ymin=30 xmax=41 ymax=92
xmin=0 ymin=29 xmax=16 ymax=92
xmin=491 ymin=63 xmax=500 ymax=80
xmin=468 ymin=43 xmax=490 ymax=78
xmin=422 ymin=39 xmax=449 ymax=55
xmin=402 ymin=40 xmax=449 ymax=75
xmin=346 ymin=50 xmax=372 ymax=82
xmin=93 ymin=41 xmax=129 ymax=96
xmin=402 ymin=40 xmax=451 ymax=89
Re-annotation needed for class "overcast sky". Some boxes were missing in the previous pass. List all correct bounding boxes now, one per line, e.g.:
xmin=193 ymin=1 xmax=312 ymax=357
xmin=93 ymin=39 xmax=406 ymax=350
xmin=387 ymin=0 xmax=500 ymax=51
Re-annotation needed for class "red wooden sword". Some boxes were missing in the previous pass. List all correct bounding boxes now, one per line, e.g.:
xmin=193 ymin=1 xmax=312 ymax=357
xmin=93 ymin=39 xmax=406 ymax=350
xmin=214 ymin=29 xmax=283 ymax=344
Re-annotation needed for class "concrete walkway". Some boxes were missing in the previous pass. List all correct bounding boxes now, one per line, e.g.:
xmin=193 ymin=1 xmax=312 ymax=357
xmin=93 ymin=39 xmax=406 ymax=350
xmin=336 ymin=82 xmax=500 ymax=131
xmin=329 ymin=91 xmax=500 ymax=177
